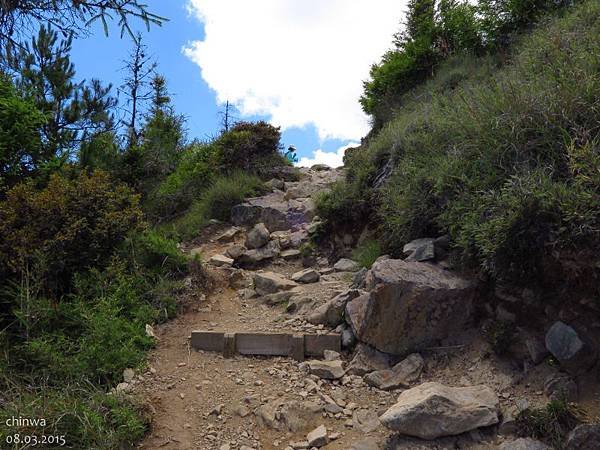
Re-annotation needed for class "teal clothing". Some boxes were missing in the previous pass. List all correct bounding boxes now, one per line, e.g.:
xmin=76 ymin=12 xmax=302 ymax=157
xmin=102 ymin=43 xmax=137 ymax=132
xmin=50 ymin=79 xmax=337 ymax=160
xmin=285 ymin=151 xmax=298 ymax=163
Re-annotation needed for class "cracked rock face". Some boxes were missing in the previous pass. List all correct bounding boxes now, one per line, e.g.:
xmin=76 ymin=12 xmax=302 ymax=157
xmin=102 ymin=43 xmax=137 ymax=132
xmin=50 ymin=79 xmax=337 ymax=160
xmin=345 ymin=259 xmax=476 ymax=354
xmin=380 ymin=382 xmax=499 ymax=439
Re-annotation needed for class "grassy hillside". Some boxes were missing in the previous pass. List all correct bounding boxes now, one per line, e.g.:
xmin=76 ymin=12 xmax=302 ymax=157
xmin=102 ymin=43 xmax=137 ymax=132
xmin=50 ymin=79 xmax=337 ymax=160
xmin=318 ymin=0 xmax=600 ymax=290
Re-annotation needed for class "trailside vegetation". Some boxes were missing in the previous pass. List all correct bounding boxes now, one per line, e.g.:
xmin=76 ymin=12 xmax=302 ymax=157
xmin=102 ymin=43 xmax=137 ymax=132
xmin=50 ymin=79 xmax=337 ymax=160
xmin=0 ymin=13 xmax=289 ymax=449
xmin=319 ymin=0 xmax=600 ymax=292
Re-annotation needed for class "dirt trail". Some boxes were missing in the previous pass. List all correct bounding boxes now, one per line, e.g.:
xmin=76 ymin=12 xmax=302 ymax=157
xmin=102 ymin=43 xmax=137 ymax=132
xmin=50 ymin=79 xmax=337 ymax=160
xmin=133 ymin=168 xmax=600 ymax=450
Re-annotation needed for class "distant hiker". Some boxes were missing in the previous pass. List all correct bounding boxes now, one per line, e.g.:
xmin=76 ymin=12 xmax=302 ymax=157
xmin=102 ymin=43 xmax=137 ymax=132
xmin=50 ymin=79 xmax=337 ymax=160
xmin=285 ymin=145 xmax=299 ymax=164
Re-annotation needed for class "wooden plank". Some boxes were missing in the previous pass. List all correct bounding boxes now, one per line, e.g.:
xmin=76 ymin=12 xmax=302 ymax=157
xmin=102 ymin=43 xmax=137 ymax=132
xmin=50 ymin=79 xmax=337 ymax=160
xmin=224 ymin=333 xmax=236 ymax=358
xmin=191 ymin=331 xmax=224 ymax=352
xmin=290 ymin=334 xmax=305 ymax=361
xmin=305 ymin=333 xmax=341 ymax=356
xmin=235 ymin=333 xmax=292 ymax=356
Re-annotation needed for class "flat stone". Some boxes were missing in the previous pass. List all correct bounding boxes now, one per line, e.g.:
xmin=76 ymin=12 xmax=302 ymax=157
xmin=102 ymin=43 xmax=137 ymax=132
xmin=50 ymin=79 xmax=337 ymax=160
xmin=306 ymin=424 xmax=328 ymax=447
xmin=364 ymin=353 xmax=424 ymax=390
xmin=292 ymin=268 xmax=320 ymax=284
xmin=281 ymin=249 xmax=301 ymax=260
xmin=209 ymin=254 xmax=234 ymax=267
xmin=352 ymin=409 xmax=380 ymax=433
xmin=216 ymin=227 xmax=240 ymax=242
xmin=499 ymin=438 xmax=551 ymax=450
xmin=237 ymin=240 xmax=281 ymax=266
xmin=253 ymin=271 xmax=297 ymax=296
xmin=380 ymin=382 xmax=499 ymax=439
xmin=350 ymin=438 xmax=381 ymax=450
xmin=226 ymin=244 xmax=246 ymax=259
xmin=334 ymin=258 xmax=360 ymax=272
xmin=307 ymin=360 xmax=345 ymax=380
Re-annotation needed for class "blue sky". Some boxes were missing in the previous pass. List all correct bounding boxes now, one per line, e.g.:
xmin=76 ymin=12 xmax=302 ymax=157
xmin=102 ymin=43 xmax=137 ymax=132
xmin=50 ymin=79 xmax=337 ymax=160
xmin=70 ymin=0 xmax=404 ymax=166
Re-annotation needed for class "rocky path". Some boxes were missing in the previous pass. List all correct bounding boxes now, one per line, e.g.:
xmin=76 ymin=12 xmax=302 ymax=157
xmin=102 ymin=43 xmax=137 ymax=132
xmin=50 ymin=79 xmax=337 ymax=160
xmin=130 ymin=167 xmax=600 ymax=450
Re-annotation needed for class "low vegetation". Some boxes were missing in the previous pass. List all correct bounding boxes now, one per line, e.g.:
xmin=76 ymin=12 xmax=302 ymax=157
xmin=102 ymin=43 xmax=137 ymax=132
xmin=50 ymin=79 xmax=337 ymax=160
xmin=0 ymin=11 xmax=289 ymax=448
xmin=516 ymin=401 xmax=584 ymax=449
xmin=318 ymin=0 xmax=600 ymax=291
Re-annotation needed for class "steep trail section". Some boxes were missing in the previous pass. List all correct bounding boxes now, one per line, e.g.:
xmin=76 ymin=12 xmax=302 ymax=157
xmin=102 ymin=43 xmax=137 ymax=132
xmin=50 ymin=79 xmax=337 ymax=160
xmin=134 ymin=167 xmax=393 ymax=450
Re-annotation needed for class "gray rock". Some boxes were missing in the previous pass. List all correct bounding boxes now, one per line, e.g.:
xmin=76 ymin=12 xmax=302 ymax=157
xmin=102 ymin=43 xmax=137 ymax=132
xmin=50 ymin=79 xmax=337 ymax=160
xmin=350 ymin=438 xmax=380 ymax=450
xmin=306 ymin=424 xmax=328 ymax=447
xmin=307 ymin=360 xmax=345 ymax=380
xmin=123 ymin=368 xmax=135 ymax=383
xmin=342 ymin=326 xmax=357 ymax=349
xmin=403 ymin=238 xmax=436 ymax=262
xmin=261 ymin=291 xmax=296 ymax=306
xmin=253 ymin=271 xmax=298 ymax=296
xmin=346 ymin=343 xmax=391 ymax=376
xmin=345 ymin=259 xmax=476 ymax=354
xmin=291 ymin=268 xmax=320 ymax=284
xmin=565 ymin=424 xmax=600 ymax=450
xmin=525 ymin=334 xmax=550 ymax=364
xmin=237 ymin=240 xmax=281 ymax=266
xmin=307 ymin=290 xmax=361 ymax=328
xmin=226 ymin=244 xmax=246 ymax=260
xmin=351 ymin=267 xmax=368 ymax=288
xmin=245 ymin=223 xmax=270 ymax=249
xmin=543 ymin=372 xmax=578 ymax=402
xmin=364 ymin=353 xmax=424 ymax=390
xmin=311 ymin=164 xmax=331 ymax=171
xmin=380 ymin=382 xmax=499 ymax=439
xmin=352 ymin=409 xmax=380 ymax=433
xmin=334 ymin=258 xmax=360 ymax=272
xmin=545 ymin=321 xmax=597 ymax=375
xmin=499 ymin=438 xmax=551 ymax=450
xmin=209 ymin=254 xmax=234 ymax=267
xmin=216 ymin=227 xmax=240 ymax=242
xmin=229 ymin=270 xmax=251 ymax=289
xmin=323 ymin=350 xmax=341 ymax=361
xmin=266 ymin=178 xmax=285 ymax=191
xmin=281 ymin=249 xmax=301 ymax=260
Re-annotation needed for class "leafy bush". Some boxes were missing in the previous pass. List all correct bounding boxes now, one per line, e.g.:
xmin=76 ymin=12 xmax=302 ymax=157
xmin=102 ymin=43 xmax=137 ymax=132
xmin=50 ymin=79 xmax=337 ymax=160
xmin=0 ymin=171 xmax=144 ymax=296
xmin=216 ymin=121 xmax=284 ymax=173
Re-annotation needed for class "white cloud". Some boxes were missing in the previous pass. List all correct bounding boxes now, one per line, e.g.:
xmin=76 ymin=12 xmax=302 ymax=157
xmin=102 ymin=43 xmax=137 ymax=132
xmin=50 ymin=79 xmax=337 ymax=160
xmin=184 ymin=0 xmax=406 ymax=141
xmin=298 ymin=142 xmax=358 ymax=168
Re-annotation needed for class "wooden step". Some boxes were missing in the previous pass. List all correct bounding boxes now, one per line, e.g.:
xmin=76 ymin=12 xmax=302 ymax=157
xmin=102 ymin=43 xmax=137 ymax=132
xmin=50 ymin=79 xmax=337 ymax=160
xmin=190 ymin=331 xmax=341 ymax=361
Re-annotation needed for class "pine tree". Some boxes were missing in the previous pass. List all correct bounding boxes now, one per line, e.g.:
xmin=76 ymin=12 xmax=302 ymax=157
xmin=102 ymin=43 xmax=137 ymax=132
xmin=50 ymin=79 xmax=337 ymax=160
xmin=3 ymin=25 xmax=116 ymax=162
xmin=120 ymin=33 xmax=156 ymax=148
xmin=0 ymin=1 xmax=165 ymax=45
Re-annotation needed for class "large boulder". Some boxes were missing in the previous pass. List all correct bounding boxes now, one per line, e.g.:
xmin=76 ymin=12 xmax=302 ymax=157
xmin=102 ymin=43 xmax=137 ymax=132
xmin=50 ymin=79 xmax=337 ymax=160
xmin=545 ymin=321 xmax=597 ymax=375
xmin=253 ymin=272 xmax=297 ymax=296
xmin=245 ymin=223 xmax=270 ymax=249
xmin=379 ymin=382 xmax=499 ymax=439
xmin=364 ymin=353 xmax=424 ymax=391
xmin=345 ymin=259 xmax=476 ymax=354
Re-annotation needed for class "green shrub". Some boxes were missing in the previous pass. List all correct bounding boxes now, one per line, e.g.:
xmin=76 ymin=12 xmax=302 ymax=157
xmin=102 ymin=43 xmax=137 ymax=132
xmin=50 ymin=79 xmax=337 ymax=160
xmin=516 ymin=401 xmax=582 ymax=448
xmin=352 ymin=240 xmax=383 ymax=269
xmin=0 ymin=171 xmax=144 ymax=295
xmin=173 ymin=172 xmax=265 ymax=240
xmin=482 ymin=320 xmax=516 ymax=355
xmin=216 ymin=121 xmax=284 ymax=173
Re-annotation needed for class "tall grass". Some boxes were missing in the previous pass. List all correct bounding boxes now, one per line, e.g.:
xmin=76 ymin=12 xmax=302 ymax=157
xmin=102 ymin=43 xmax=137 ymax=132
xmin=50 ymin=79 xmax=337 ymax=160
xmin=319 ymin=1 xmax=600 ymax=288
